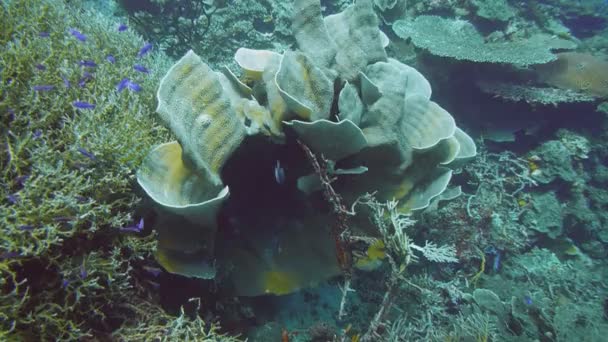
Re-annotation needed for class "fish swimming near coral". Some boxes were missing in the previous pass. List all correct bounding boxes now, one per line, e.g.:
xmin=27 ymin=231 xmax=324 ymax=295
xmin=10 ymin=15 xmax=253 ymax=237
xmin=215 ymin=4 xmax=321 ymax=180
xmin=128 ymin=81 xmax=142 ymax=92
xmin=77 ymin=147 xmax=96 ymax=160
xmin=116 ymin=78 xmax=130 ymax=92
xmin=116 ymin=78 xmax=141 ymax=92
xmin=274 ymin=160 xmax=285 ymax=184
xmin=133 ymin=64 xmax=149 ymax=73
xmin=78 ymin=72 xmax=93 ymax=87
xmin=61 ymin=75 xmax=71 ymax=88
xmin=120 ymin=218 xmax=144 ymax=233
xmin=79 ymin=60 xmax=97 ymax=68
xmin=137 ymin=42 xmax=153 ymax=58
xmin=69 ymin=28 xmax=86 ymax=42
xmin=73 ymin=101 xmax=96 ymax=110
xmin=33 ymin=85 xmax=54 ymax=92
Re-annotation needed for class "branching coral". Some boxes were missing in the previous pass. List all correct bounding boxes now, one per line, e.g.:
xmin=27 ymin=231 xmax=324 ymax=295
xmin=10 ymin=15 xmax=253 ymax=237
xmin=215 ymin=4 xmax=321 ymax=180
xmin=0 ymin=0 xmax=239 ymax=340
xmin=122 ymin=0 xmax=290 ymax=68
xmin=0 ymin=0 xmax=170 ymax=257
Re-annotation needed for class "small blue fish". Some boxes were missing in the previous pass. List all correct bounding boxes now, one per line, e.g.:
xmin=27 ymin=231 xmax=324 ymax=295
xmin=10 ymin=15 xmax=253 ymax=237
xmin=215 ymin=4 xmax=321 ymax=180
xmin=53 ymin=216 xmax=74 ymax=222
xmin=14 ymin=175 xmax=29 ymax=185
xmin=120 ymin=218 xmax=144 ymax=233
xmin=118 ymin=23 xmax=128 ymax=32
xmin=33 ymin=85 xmax=54 ymax=92
xmin=106 ymin=55 xmax=115 ymax=64
xmin=492 ymin=250 xmax=501 ymax=273
xmin=79 ymin=60 xmax=97 ymax=68
xmin=128 ymin=81 xmax=142 ymax=92
xmin=38 ymin=31 xmax=50 ymax=38
xmin=133 ymin=64 xmax=149 ymax=73
xmin=35 ymin=64 xmax=46 ymax=71
xmin=18 ymin=225 xmax=34 ymax=231
xmin=61 ymin=75 xmax=71 ymax=88
xmin=72 ymin=101 xmax=95 ymax=109
xmin=75 ymin=196 xmax=88 ymax=203
xmin=79 ymin=263 xmax=87 ymax=279
xmin=77 ymin=147 xmax=96 ymax=160
xmin=524 ymin=295 xmax=533 ymax=306
xmin=137 ymin=42 xmax=153 ymax=58
xmin=0 ymin=252 xmax=21 ymax=260
xmin=116 ymin=78 xmax=130 ymax=92
xmin=7 ymin=193 xmax=19 ymax=204
xmin=142 ymin=265 xmax=162 ymax=277
xmin=33 ymin=129 xmax=42 ymax=138
xmin=69 ymin=28 xmax=86 ymax=42
xmin=78 ymin=71 xmax=93 ymax=87
xmin=274 ymin=160 xmax=285 ymax=185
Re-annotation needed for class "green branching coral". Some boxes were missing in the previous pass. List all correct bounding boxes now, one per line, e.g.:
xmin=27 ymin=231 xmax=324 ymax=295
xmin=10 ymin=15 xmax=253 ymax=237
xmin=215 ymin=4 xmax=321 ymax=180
xmin=393 ymin=15 xmax=576 ymax=66
xmin=113 ymin=298 xmax=243 ymax=342
xmin=0 ymin=0 xmax=170 ymax=257
xmin=0 ymin=0 xmax=240 ymax=340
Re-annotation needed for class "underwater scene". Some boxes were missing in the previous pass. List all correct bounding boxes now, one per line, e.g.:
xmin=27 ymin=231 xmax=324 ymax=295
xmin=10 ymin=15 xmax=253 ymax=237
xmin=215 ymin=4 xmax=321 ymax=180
xmin=2 ymin=0 xmax=608 ymax=340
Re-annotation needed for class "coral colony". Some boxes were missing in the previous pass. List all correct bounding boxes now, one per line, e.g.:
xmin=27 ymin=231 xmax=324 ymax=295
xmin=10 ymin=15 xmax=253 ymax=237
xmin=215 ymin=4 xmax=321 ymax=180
xmin=2 ymin=0 xmax=608 ymax=341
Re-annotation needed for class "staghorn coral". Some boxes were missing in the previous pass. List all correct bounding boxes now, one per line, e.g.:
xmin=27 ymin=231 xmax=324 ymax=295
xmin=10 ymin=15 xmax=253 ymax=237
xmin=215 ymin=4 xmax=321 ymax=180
xmin=0 ymin=0 xmax=239 ymax=340
xmin=0 ymin=0 xmax=170 ymax=257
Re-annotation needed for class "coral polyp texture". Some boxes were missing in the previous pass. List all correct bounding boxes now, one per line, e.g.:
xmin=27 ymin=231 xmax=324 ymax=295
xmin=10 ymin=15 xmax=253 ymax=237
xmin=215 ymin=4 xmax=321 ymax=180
xmin=138 ymin=0 xmax=475 ymax=297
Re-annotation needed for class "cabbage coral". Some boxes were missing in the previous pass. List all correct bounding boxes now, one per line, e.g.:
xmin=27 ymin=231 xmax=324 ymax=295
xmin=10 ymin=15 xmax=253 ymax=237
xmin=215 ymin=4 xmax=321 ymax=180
xmin=139 ymin=0 xmax=476 ymax=296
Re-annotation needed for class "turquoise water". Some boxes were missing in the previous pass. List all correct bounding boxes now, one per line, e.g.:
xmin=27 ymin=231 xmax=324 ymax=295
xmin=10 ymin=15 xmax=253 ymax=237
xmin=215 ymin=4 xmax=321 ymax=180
xmin=1 ymin=0 xmax=607 ymax=340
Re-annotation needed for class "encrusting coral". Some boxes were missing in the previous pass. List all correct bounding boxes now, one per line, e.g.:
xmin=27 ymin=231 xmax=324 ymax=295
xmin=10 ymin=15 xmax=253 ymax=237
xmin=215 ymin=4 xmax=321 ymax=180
xmin=139 ymin=0 xmax=476 ymax=296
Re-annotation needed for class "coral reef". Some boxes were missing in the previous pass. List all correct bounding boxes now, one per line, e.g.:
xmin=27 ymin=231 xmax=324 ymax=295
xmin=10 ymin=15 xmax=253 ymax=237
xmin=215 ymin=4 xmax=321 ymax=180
xmin=534 ymin=52 xmax=608 ymax=98
xmin=0 ymin=0 xmax=238 ymax=339
xmin=138 ymin=0 xmax=475 ymax=300
xmin=393 ymin=15 xmax=576 ymax=66
xmin=2 ymin=0 xmax=608 ymax=340
xmin=471 ymin=0 xmax=515 ymax=22
xmin=477 ymin=81 xmax=596 ymax=106
xmin=121 ymin=0 xmax=294 ymax=68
